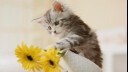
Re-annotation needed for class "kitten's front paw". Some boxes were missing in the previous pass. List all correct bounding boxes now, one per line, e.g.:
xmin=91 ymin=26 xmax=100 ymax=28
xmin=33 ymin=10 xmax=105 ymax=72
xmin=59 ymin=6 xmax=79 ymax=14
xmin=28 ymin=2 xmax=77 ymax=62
xmin=55 ymin=42 xmax=65 ymax=50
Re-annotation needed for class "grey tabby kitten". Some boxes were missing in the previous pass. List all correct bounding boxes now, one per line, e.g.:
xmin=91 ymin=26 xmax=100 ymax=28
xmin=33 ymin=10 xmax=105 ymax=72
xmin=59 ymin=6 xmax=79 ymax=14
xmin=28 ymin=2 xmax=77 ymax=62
xmin=35 ymin=1 xmax=102 ymax=68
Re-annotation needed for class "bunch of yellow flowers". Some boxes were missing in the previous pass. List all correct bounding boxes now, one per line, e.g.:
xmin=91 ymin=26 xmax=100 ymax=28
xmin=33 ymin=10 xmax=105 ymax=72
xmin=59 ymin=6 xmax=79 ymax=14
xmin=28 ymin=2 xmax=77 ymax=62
xmin=15 ymin=43 xmax=63 ymax=72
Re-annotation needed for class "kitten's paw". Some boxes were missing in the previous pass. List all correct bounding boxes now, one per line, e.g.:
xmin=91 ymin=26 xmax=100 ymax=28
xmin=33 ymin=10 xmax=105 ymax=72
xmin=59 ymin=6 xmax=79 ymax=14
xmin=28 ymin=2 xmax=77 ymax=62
xmin=46 ymin=44 xmax=63 ymax=50
xmin=54 ymin=43 xmax=65 ymax=50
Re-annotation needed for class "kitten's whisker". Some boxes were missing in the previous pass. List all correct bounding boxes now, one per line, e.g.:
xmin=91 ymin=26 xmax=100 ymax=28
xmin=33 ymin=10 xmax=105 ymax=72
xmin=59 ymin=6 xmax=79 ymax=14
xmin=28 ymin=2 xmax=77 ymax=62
xmin=31 ymin=16 xmax=42 ymax=22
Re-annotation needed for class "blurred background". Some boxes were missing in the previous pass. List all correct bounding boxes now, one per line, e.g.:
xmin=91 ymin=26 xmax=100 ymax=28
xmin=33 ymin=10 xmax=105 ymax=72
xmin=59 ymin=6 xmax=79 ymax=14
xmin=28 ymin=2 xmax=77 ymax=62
xmin=0 ymin=0 xmax=127 ymax=72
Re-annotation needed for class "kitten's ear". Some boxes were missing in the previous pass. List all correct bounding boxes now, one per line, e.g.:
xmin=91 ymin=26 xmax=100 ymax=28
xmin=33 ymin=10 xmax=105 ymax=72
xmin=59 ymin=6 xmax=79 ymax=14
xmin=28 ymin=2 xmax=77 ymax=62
xmin=32 ymin=16 xmax=44 ymax=24
xmin=53 ymin=1 xmax=63 ymax=12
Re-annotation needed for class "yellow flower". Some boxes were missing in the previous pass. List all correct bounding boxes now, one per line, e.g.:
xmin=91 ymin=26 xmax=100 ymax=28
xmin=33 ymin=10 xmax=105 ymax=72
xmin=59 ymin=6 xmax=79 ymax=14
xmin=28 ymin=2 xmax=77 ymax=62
xmin=42 ymin=48 xmax=61 ymax=72
xmin=15 ymin=43 xmax=43 ymax=71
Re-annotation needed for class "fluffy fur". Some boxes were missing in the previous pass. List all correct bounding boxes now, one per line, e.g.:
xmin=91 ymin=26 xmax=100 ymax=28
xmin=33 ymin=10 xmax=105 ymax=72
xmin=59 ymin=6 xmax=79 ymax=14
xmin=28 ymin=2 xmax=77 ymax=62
xmin=35 ymin=1 xmax=103 ymax=68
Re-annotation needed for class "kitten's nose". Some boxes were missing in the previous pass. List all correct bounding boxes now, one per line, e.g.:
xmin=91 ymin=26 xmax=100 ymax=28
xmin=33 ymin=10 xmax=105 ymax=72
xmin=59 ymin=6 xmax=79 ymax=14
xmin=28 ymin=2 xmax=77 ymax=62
xmin=53 ymin=31 xmax=56 ymax=33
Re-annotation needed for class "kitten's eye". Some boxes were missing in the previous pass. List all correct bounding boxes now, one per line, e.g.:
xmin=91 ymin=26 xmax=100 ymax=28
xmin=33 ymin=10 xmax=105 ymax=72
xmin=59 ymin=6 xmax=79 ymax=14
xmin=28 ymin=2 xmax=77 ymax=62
xmin=48 ymin=26 xmax=51 ymax=30
xmin=54 ymin=21 xmax=59 ymax=26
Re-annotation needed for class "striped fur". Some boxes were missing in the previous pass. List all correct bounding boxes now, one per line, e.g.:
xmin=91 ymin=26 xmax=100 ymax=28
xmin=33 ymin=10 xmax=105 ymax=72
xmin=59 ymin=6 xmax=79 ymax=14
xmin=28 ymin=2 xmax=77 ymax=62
xmin=37 ymin=2 xmax=103 ymax=68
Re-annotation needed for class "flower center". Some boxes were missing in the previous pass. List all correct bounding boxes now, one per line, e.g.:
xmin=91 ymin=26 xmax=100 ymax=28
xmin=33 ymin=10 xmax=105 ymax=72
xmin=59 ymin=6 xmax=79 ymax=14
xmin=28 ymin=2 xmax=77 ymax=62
xmin=49 ymin=60 xmax=54 ymax=66
xmin=27 ymin=55 xmax=33 ymax=61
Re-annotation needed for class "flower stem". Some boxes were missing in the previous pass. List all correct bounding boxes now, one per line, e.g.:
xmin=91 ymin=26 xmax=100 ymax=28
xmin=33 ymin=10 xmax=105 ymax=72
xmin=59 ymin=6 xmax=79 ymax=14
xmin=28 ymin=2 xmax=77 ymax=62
xmin=58 ymin=50 xmax=66 ymax=56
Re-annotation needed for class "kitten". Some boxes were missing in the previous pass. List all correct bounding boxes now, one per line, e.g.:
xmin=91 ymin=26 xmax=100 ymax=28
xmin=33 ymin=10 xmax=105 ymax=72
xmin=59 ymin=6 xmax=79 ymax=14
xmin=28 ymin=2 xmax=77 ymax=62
xmin=35 ymin=1 xmax=102 ymax=68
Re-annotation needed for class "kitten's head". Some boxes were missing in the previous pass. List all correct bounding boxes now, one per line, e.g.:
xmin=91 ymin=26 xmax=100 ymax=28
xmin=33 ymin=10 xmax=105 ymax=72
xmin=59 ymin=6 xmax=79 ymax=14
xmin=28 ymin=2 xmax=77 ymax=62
xmin=35 ymin=1 xmax=73 ymax=36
